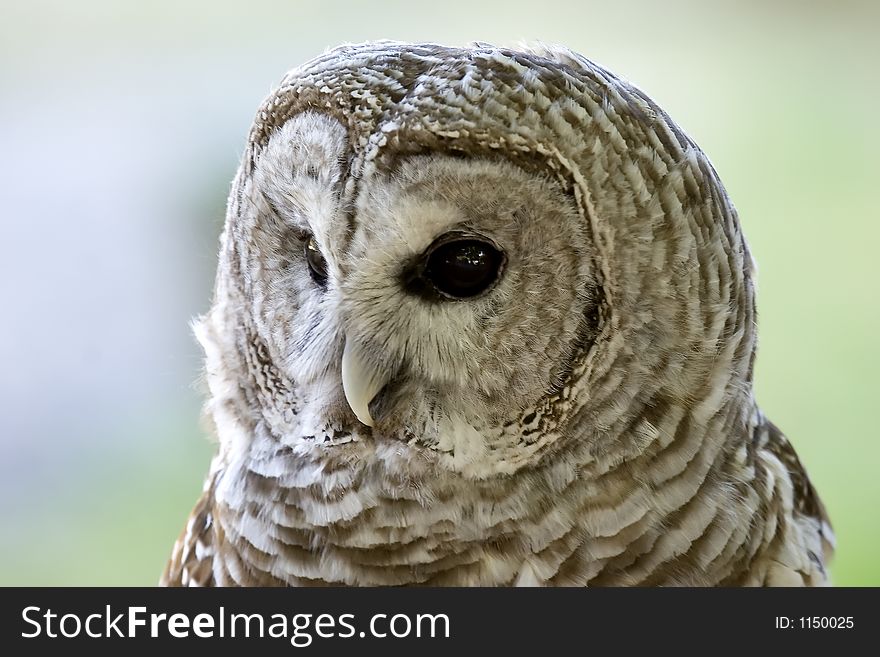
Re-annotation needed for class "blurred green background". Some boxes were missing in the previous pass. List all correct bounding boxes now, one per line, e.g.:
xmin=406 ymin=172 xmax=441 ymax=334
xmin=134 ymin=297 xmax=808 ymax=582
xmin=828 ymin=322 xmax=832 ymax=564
xmin=0 ymin=0 xmax=877 ymax=585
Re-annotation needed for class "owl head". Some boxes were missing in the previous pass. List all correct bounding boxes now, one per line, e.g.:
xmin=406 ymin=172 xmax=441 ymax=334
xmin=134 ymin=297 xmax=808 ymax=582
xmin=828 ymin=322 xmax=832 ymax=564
xmin=198 ymin=42 xmax=756 ymax=481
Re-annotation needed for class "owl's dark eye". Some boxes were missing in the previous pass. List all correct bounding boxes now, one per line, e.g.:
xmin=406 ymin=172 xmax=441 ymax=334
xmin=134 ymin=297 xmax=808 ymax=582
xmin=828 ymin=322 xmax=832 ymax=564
xmin=422 ymin=235 xmax=505 ymax=299
xmin=305 ymin=235 xmax=328 ymax=286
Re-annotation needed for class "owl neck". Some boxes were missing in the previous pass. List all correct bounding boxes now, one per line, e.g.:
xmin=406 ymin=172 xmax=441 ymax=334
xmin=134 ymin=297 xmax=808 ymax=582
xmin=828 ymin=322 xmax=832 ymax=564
xmin=203 ymin=389 xmax=788 ymax=586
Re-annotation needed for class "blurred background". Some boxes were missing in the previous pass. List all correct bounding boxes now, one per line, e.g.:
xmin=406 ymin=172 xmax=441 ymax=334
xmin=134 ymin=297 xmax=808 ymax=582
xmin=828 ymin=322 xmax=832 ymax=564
xmin=0 ymin=0 xmax=877 ymax=585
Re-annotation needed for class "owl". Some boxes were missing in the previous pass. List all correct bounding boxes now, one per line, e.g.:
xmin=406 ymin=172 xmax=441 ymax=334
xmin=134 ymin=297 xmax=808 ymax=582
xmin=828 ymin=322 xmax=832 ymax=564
xmin=161 ymin=41 xmax=833 ymax=586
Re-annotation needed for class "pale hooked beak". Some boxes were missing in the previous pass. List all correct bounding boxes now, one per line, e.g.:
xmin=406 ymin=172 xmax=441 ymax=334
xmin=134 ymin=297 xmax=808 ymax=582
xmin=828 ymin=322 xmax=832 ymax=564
xmin=341 ymin=339 xmax=390 ymax=427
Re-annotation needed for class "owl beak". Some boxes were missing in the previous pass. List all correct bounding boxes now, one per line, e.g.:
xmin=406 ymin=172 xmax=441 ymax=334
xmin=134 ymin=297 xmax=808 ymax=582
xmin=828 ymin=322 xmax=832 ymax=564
xmin=341 ymin=339 xmax=388 ymax=427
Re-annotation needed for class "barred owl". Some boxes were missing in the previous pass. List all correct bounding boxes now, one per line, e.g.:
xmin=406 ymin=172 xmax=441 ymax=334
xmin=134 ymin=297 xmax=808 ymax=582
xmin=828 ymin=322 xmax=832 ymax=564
xmin=161 ymin=41 xmax=833 ymax=586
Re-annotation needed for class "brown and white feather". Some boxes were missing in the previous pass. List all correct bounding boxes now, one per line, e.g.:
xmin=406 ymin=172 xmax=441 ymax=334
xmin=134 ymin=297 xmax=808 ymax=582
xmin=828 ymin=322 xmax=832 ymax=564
xmin=161 ymin=41 xmax=832 ymax=587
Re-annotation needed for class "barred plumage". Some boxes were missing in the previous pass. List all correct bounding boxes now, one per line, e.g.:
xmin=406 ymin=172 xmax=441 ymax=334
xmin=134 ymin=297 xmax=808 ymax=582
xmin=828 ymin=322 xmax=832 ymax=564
xmin=161 ymin=41 xmax=832 ymax=587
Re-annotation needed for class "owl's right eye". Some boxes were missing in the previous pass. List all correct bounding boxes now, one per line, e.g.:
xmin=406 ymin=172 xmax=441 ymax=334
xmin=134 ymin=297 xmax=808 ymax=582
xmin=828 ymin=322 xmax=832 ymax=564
xmin=304 ymin=235 xmax=328 ymax=286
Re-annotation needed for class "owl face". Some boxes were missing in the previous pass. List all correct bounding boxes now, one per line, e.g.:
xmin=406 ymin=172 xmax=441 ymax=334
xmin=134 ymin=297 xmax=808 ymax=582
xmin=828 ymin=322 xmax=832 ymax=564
xmin=233 ymin=112 xmax=601 ymax=474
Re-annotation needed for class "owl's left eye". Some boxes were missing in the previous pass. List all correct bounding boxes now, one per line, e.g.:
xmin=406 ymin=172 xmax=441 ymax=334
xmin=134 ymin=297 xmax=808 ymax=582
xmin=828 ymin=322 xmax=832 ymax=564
xmin=420 ymin=234 xmax=506 ymax=299
xmin=305 ymin=236 xmax=328 ymax=286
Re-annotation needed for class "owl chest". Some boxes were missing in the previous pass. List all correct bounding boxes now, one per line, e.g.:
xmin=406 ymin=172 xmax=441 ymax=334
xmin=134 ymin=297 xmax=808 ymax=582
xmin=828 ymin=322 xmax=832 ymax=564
xmin=211 ymin=459 xmax=583 ymax=586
